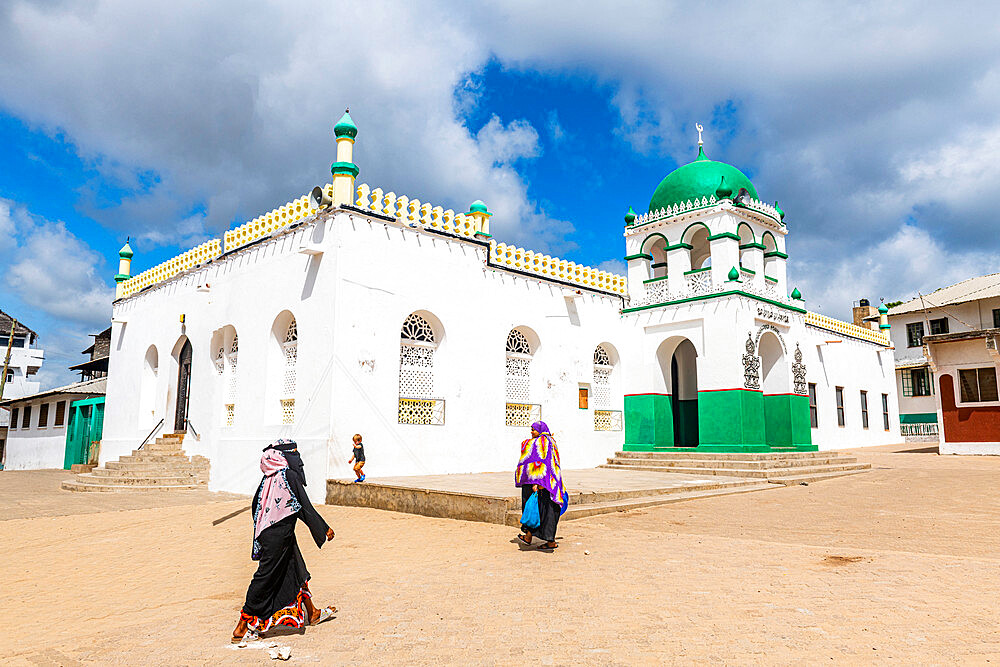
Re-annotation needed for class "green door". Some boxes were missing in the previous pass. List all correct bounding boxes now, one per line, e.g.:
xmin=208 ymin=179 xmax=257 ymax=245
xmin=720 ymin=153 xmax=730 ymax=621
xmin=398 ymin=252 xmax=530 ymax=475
xmin=64 ymin=397 xmax=105 ymax=469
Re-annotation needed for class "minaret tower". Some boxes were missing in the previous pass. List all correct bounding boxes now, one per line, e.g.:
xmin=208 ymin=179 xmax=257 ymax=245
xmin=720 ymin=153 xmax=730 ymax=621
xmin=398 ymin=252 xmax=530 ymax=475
xmin=331 ymin=109 xmax=359 ymax=206
xmin=114 ymin=239 xmax=133 ymax=299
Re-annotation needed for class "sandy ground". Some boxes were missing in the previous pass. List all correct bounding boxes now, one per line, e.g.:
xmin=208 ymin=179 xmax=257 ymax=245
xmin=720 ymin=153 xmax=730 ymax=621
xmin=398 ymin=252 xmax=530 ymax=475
xmin=2 ymin=445 xmax=1000 ymax=665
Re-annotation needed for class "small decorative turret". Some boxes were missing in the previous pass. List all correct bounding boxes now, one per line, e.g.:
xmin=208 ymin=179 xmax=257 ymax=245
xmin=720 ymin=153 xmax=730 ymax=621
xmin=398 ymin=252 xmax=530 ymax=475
xmin=624 ymin=206 xmax=636 ymax=226
xmin=466 ymin=200 xmax=492 ymax=237
xmin=790 ymin=286 xmax=802 ymax=300
xmin=727 ymin=266 xmax=740 ymax=282
xmin=114 ymin=238 xmax=134 ymax=299
xmin=774 ymin=201 xmax=785 ymax=222
xmin=715 ymin=176 xmax=733 ymax=200
xmin=331 ymin=109 xmax=360 ymax=206
xmin=878 ymin=301 xmax=890 ymax=330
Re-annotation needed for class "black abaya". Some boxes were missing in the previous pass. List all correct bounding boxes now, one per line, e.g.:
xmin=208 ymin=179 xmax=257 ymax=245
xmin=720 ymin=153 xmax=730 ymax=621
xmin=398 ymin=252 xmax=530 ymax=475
xmin=243 ymin=467 xmax=330 ymax=622
xmin=520 ymin=485 xmax=559 ymax=542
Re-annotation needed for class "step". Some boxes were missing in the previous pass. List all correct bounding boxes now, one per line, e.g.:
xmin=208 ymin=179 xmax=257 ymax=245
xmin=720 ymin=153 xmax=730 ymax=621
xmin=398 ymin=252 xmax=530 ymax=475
xmin=105 ymin=460 xmax=208 ymax=471
xmin=504 ymin=482 xmax=778 ymax=526
xmin=141 ymin=443 xmax=184 ymax=453
xmin=566 ymin=476 xmax=765 ymax=505
xmin=606 ymin=456 xmax=857 ymax=470
xmin=130 ymin=449 xmax=187 ymax=458
xmin=72 ymin=472 xmax=204 ymax=486
xmin=765 ymin=468 xmax=872 ymax=486
xmin=69 ymin=463 xmax=96 ymax=473
xmin=612 ymin=450 xmax=835 ymax=461
xmin=61 ymin=479 xmax=200 ymax=492
xmin=91 ymin=467 xmax=204 ymax=478
xmin=599 ymin=462 xmax=872 ymax=479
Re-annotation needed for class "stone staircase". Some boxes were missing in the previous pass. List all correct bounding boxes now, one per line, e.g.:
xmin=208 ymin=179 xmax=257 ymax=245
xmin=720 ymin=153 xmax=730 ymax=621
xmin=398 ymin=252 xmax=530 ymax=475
xmin=600 ymin=450 xmax=870 ymax=485
xmin=62 ymin=433 xmax=209 ymax=492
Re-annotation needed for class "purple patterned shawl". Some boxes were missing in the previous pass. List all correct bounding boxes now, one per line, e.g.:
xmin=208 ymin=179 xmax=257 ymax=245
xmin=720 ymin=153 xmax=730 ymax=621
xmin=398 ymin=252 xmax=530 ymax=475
xmin=514 ymin=428 xmax=566 ymax=507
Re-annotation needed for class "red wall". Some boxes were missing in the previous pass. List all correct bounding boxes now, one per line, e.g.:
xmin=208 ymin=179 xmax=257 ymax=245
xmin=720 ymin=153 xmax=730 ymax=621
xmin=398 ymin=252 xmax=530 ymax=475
xmin=939 ymin=374 xmax=1000 ymax=443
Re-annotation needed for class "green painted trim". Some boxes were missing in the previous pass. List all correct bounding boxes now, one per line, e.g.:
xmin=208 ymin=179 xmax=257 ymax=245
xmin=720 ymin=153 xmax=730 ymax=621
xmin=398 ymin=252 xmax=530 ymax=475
xmin=666 ymin=242 xmax=693 ymax=251
xmin=739 ymin=267 xmax=756 ymax=274
xmin=764 ymin=275 xmax=777 ymax=283
xmin=879 ymin=324 xmax=890 ymax=330
xmin=331 ymin=161 xmax=360 ymax=177
xmin=735 ymin=222 xmax=755 ymax=243
xmin=651 ymin=262 xmax=668 ymax=268
xmin=624 ymin=253 xmax=653 ymax=261
xmin=708 ymin=232 xmax=740 ymax=241
xmin=684 ymin=267 xmax=711 ymax=275
xmin=639 ymin=233 xmax=668 ymax=254
xmin=114 ymin=274 xmax=130 ymax=283
xmin=643 ymin=276 xmax=669 ymax=284
xmin=900 ymin=412 xmax=937 ymax=424
xmin=624 ymin=393 xmax=673 ymax=449
xmin=681 ymin=221 xmax=711 ymax=243
xmin=764 ymin=250 xmax=788 ymax=259
xmin=740 ymin=242 xmax=766 ymax=250
xmin=622 ymin=290 xmax=807 ymax=314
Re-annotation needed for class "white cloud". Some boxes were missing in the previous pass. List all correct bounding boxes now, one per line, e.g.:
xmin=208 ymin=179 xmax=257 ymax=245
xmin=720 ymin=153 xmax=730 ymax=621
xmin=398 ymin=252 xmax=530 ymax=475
xmin=596 ymin=258 xmax=626 ymax=276
xmin=0 ymin=0 xmax=999 ymax=318
xmin=0 ymin=199 xmax=112 ymax=330
xmin=793 ymin=223 xmax=1000 ymax=320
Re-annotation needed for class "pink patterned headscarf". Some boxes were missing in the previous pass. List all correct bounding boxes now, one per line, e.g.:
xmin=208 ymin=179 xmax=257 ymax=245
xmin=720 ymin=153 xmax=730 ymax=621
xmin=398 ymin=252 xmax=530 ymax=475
xmin=251 ymin=449 xmax=302 ymax=559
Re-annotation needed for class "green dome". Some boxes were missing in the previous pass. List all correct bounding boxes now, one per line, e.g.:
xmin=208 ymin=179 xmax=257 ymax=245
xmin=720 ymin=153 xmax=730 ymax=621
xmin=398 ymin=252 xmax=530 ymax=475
xmin=119 ymin=241 xmax=133 ymax=259
xmin=624 ymin=206 xmax=636 ymax=224
xmin=334 ymin=109 xmax=358 ymax=139
xmin=877 ymin=302 xmax=889 ymax=314
xmin=649 ymin=146 xmax=758 ymax=212
xmin=468 ymin=200 xmax=488 ymax=214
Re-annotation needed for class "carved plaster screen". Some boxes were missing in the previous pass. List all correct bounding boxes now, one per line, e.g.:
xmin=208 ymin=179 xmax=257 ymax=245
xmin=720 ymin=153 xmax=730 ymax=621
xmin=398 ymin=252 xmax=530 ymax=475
xmin=226 ymin=335 xmax=238 ymax=426
xmin=281 ymin=320 xmax=297 ymax=424
xmin=398 ymin=314 xmax=444 ymax=424
xmin=593 ymin=344 xmax=613 ymax=410
xmin=505 ymin=329 xmax=535 ymax=426
xmin=399 ymin=314 xmax=436 ymax=399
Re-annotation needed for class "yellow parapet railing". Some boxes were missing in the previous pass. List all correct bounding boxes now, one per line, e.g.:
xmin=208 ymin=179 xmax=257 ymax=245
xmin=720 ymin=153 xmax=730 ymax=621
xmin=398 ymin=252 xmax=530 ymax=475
xmin=489 ymin=242 xmax=628 ymax=296
xmin=805 ymin=311 xmax=891 ymax=346
xmin=119 ymin=239 xmax=222 ymax=298
xmin=224 ymin=187 xmax=324 ymax=252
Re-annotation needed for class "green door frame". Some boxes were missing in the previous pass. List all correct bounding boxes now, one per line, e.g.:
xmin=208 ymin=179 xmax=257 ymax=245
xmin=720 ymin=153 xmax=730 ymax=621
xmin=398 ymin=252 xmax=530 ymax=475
xmin=64 ymin=396 xmax=105 ymax=469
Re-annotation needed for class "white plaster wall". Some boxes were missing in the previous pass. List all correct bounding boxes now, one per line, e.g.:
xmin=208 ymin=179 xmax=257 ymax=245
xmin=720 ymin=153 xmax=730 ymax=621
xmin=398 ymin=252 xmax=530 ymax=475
xmin=0 ymin=342 xmax=43 ymax=427
xmin=3 ymin=397 xmax=70 ymax=469
xmin=104 ymin=211 xmax=631 ymax=495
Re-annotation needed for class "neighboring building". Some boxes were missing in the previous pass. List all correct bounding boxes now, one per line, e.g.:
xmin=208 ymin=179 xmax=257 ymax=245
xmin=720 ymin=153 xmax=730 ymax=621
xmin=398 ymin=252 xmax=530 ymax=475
xmin=887 ymin=273 xmax=1000 ymax=454
xmin=100 ymin=114 xmax=901 ymax=495
xmin=0 ymin=326 xmax=107 ymax=469
xmin=70 ymin=326 xmax=111 ymax=381
xmin=0 ymin=310 xmax=44 ymax=466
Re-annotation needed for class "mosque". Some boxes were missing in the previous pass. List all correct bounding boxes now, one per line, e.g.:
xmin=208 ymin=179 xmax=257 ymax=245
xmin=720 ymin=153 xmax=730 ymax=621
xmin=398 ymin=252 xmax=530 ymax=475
xmin=97 ymin=113 xmax=901 ymax=494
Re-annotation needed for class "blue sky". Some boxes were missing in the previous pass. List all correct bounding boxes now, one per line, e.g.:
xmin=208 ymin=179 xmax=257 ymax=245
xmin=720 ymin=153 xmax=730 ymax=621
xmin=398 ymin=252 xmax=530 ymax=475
xmin=1 ymin=1 xmax=999 ymax=389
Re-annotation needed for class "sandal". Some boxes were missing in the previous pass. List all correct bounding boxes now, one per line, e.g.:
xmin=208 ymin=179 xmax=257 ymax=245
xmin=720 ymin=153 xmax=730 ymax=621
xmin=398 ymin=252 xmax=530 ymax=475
xmin=537 ymin=542 xmax=559 ymax=551
xmin=517 ymin=534 xmax=532 ymax=545
xmin=313 ymin=606 xmax=337 ymax=625
xmin=232 ymin=629 xmax=260 ymax=644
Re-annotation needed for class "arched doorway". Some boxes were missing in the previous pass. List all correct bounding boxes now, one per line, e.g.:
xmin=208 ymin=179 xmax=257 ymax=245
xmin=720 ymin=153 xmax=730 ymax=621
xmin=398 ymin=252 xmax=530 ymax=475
xmin=759 ymin=331 xmax=791 ymax=447
xmin=174 ymin=339 xmax=192 ymax=432
xmin=671 ymin=339 xmax=699 ymax=446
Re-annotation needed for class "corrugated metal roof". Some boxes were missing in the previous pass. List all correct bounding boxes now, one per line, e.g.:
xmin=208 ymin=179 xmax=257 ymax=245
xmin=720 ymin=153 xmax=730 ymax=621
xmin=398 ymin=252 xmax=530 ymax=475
xmin=889 ymin=272 xmax=1000 ymax=315
xmin=0 ymin=377 xmax=106 ymax=407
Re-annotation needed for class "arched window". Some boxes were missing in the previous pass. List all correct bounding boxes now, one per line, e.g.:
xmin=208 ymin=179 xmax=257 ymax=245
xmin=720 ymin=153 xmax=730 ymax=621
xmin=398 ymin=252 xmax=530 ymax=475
xmin=505 ymin=328 xmax=539 ymax=426
xmin=281 ymin=319 xmax=297 ymax=424
xmin=140 ymin=345 xmax=158 ymax=423
xmin=398 ymin=313 xmax=443 ymax=425
xmin=593 ymin=343 xmax=622 ymax=431
xmin=226 ymin=334 xmax=238 ymax=426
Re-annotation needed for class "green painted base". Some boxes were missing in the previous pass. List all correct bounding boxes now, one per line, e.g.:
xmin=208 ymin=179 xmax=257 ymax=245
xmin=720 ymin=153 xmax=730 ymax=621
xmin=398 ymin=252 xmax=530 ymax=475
xmin=622 ymin=443 xmax=818 ymax=453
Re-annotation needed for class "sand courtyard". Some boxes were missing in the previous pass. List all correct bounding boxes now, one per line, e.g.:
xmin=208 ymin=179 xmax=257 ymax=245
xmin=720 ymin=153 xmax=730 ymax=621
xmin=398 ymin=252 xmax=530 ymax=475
xmin=3 ymin=444 xmax=999 ymax=665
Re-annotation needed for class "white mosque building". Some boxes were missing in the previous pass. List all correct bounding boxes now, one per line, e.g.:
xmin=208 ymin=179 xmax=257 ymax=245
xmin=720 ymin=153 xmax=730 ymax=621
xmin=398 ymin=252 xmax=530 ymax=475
xmin=98 ymin=113 xmax=901 ymax=494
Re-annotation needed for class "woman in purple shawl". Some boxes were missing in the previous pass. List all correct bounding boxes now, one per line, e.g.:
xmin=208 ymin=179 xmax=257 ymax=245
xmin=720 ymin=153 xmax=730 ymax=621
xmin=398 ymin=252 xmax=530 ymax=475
xmin=515 ymin=421 xmax=566 ymax=551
